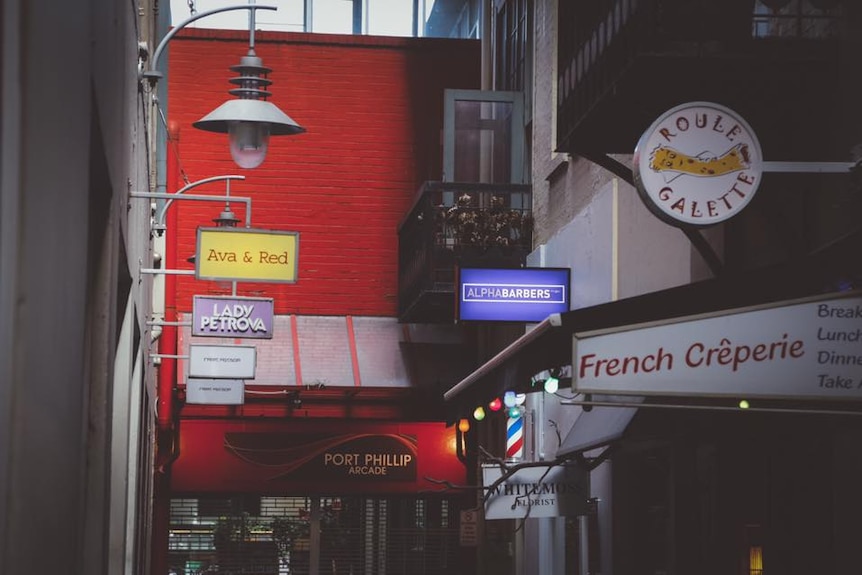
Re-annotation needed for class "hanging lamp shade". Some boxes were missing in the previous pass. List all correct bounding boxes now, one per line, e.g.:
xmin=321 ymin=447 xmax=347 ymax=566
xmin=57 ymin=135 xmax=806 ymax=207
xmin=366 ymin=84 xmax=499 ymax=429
xmin=194 ymin=50 xmax=305 ymax=168
xmin=194 ymin=98 xmax=305 ymax=136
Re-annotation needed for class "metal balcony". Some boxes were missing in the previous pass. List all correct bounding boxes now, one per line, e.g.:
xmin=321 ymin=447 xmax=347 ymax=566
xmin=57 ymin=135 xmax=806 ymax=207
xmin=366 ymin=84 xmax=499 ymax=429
xmin=398 ymin=181 xmax=532 ymax=324
xmin=557 ymin=0 xmax=858 ymax=161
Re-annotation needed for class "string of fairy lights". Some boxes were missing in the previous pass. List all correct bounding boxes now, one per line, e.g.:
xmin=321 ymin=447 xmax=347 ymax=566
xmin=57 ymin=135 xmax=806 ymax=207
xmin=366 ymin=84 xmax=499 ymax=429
xmin=455 ymin=374 xmax=562 ymax=460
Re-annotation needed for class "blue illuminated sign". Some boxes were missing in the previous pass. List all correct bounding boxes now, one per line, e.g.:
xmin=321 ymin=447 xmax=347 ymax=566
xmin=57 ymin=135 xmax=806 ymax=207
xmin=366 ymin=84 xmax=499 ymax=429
xmin=457 ymin=267 xmax=571 ymax=322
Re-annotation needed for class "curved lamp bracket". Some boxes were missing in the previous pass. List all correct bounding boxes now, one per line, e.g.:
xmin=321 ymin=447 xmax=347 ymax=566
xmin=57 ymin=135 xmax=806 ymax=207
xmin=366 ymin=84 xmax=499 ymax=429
xmin=141 ymin=3 xmax=277 ymax=85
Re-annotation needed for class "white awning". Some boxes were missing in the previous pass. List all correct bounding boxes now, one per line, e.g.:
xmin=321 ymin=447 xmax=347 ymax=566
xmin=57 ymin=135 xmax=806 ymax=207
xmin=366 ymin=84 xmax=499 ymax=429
xmin=556 ymin=403 xmax=640 ymax=458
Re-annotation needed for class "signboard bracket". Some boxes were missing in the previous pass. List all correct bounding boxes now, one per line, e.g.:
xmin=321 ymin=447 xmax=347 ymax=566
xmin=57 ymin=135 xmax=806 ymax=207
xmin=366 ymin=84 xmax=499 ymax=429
xmin=561 ymin=397 xmax=862 ymax=418
xmin=762 ymin=161 xmax=857 ymax=173
xmin=147 ymin=319 xmax=192 ymax=327
xmin=140 ymin=268 xmax=195 ymax=276
xmin=129 ymin=174 xmax=253 ymax=235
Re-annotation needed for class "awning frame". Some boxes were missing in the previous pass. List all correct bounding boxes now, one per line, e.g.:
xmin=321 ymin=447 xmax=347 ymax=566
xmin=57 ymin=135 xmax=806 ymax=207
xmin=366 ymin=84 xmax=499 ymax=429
xmin=443 ymin=226 xmax=862 ymax=422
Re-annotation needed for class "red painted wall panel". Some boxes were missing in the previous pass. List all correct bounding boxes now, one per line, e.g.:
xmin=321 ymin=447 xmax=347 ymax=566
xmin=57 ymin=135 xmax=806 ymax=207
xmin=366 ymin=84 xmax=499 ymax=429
xmin=168 ymin=30 xmax=480 ymax=317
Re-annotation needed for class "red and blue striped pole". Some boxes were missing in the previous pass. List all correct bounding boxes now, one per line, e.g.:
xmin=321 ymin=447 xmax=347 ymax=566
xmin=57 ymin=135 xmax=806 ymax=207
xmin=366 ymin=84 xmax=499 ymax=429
xmin=506 ymin=411 xmax=524 ymax=461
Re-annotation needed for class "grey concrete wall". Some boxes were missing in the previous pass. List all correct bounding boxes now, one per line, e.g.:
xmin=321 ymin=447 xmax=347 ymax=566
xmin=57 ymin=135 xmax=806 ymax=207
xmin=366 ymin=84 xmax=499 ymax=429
xmin=0 ymin=1 xmax=154 ymax=574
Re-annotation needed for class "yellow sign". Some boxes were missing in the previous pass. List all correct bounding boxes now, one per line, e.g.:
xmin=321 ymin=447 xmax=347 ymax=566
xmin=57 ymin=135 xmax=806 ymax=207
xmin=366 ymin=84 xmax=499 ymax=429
xmin=196 ymin=227 xmax=299 ymax=283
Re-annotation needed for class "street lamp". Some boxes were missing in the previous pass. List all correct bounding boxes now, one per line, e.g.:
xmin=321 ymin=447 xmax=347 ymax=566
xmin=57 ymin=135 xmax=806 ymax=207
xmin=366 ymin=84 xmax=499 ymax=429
xmin=142 ymin=0 xmax=305 ymax=169
xmin=194 ymin=46 xmax=305 ymax=168
xmin=140 ymin=7 xmax=304 ymax=574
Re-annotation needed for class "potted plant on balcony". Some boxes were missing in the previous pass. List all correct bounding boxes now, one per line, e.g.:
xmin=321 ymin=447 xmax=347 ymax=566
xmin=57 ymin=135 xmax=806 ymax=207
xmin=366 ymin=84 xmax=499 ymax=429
xmin=439 ymin=193 xmax=531 ymax=255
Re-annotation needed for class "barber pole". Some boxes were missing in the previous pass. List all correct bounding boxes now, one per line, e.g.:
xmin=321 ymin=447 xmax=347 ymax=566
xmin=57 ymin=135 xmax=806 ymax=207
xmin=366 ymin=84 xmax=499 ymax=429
xmin=506 ymin=413 xmax=524 ymax=461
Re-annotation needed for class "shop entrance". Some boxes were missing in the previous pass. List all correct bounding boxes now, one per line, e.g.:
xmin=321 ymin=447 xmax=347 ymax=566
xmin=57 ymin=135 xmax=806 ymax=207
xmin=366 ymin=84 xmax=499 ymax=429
xmin=168 ymin=495 xmax=462 ymax=575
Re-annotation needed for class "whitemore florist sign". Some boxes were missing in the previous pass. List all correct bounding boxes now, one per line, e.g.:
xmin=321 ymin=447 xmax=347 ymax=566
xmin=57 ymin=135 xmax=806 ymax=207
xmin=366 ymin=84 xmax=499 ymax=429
xmin=483 ymin=463 xmax=590 ymax=520
xmin=633 ymin=101 xmax=763 ymax=227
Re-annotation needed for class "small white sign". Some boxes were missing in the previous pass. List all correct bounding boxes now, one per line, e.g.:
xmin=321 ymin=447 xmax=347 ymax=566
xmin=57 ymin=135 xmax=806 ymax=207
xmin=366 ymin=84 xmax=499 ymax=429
xmin=573 ymin=292 xmax=862 ymax=399
xmin=189 ymin=345 xmax=257 ymax=379
xmin=459 ymin=509 xmax=479 ymax=547
xmin=483 ymin=463 xmax=590 ymax=520
xmin=186 ymin=379 xmax=245 ymax=405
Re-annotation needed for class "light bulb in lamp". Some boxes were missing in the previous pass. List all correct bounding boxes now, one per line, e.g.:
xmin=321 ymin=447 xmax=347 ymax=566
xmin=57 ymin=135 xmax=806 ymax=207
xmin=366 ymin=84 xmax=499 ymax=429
xmin=229 ymin=120 xmax=270 ymax=169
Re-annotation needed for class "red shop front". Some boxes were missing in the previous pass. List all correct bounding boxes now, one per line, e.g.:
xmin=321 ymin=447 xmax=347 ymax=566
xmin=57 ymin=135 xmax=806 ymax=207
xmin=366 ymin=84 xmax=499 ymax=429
xmin=167 ymin=418 xmax=471 ymax=575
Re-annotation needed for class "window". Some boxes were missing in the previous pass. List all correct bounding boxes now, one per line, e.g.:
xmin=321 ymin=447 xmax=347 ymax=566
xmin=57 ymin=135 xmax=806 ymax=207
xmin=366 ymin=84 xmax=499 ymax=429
xmin=749 ymin=545 xmax=764 ymax=575
xmin=752 ymin=0 xmax=843 ymax=39
xmin=171 ymin=0 xmax=472 ymax=39
xmin=494 ymin=0 xmax=531 ymax=91
xmin=443 ymin=89 xmax=525 ymax=184
xmin=744 ymin=524 xmax=765 ymax=575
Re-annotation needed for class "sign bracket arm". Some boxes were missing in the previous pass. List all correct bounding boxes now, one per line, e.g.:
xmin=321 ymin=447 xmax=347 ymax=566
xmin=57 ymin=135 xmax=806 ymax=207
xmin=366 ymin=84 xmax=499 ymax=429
xmin=575 ymin=150 xmax=725 ymax=278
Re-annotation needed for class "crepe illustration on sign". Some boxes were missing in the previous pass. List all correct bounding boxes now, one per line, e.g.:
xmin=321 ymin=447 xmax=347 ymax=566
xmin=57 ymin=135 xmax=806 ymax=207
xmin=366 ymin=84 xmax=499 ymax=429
xmin=649 ymin=143 xmax=751 ymax=182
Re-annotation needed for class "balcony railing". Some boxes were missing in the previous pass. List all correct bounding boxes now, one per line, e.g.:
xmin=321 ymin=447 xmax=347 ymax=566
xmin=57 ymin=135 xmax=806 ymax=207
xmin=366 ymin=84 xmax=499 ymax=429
xmin=398 ymin=181 xmax=532 ymax=323
xmin=556 ymin=0 xmax=851 ymax=155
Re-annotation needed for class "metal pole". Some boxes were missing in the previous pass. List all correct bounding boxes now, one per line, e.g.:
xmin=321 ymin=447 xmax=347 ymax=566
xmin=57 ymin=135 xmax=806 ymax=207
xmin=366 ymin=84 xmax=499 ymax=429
xmin=147 ymin=320 xmax=192 ymax=327
xmin=579 ymin=515 xmax=590 ymax=575
xmin=762 ymin=161 xmax=856 ymax=173
xmin=249 ymin=0 xmax=257 ymax=50
xmin=140 ymin=269 xmax=196 ymax=276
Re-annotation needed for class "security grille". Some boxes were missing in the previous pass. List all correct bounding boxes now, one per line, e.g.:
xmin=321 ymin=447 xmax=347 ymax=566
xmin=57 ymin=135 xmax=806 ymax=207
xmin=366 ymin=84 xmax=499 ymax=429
xmin=168 ymin=495 xmax=462 ymax=575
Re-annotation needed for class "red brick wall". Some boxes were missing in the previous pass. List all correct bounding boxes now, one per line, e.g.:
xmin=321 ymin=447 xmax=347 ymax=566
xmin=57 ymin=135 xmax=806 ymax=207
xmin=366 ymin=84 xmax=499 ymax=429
xmin=168 ymin=30 xmax=480 ymax=316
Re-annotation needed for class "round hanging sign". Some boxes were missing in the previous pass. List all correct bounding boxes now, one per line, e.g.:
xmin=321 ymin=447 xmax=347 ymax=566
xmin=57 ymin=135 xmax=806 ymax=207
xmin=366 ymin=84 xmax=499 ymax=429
xmin=633 ymin=101 xmax=763 ymax=228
